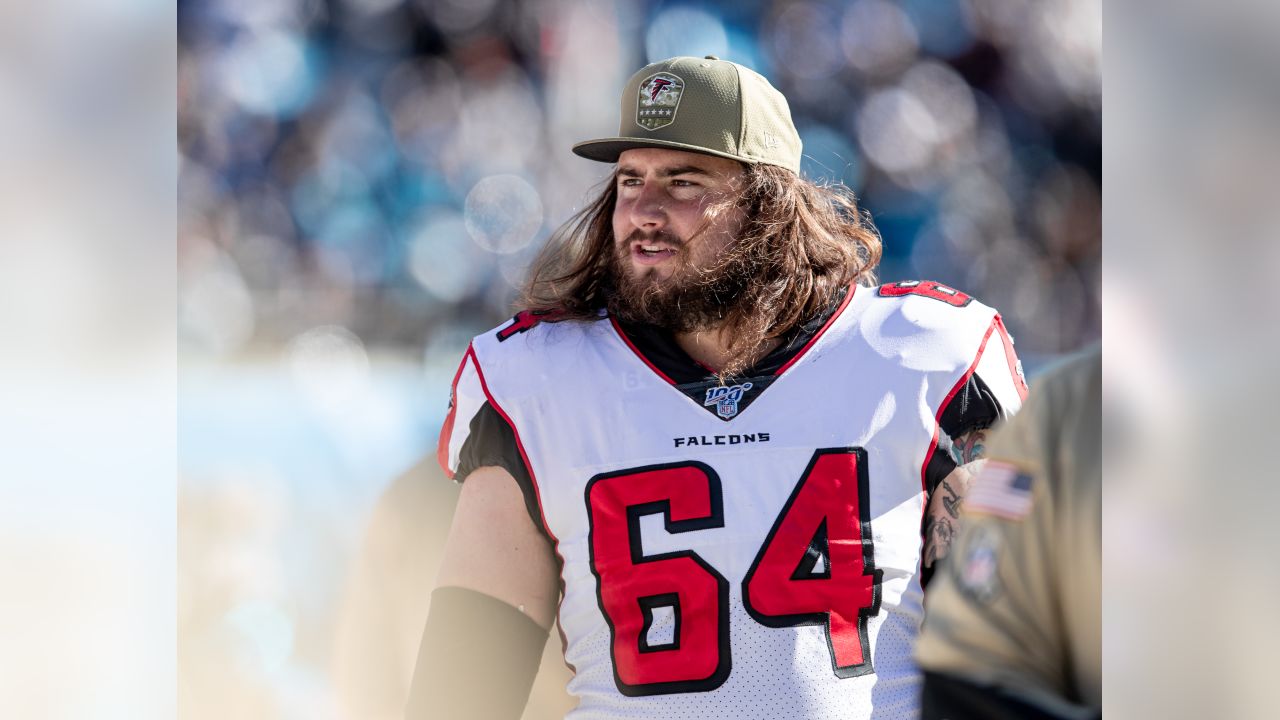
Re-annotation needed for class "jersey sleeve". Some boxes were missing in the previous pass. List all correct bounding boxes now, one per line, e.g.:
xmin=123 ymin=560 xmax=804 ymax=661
xmin=436 ymin=346 xmax=549 ymax=538
xmin=437 ymin=347 xmax=486 ymax=479
xmin=939 ymin=315 xmax=1028 ymax=442
xmin=924 ymin=314 xmax=1028 ymax=498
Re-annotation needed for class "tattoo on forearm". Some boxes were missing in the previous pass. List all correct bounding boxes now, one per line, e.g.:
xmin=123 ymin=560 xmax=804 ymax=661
xmin=925 ymin=435 xmax=987 ymax=569
xmin=923 ymin=515 xmax=955 ymax=568
xmin=940 ymin=479 xmax=962 ymax=519
xmin=924 ymin=478 xmax=964 ymax=567
xmin=949 ymin=429 xmax=988 ymax=465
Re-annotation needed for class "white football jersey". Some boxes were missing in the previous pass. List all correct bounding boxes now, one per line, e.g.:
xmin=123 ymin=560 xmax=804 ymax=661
xmin=440 ymin=282 xmax=1026 ymax=719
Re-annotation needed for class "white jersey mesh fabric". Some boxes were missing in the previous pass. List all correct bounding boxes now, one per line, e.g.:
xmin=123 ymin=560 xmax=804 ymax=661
xmin=442 ymin=283 xmax=1024 ymax=719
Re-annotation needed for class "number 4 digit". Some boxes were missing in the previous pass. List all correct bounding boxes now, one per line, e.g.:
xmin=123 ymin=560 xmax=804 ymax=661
xmin=743 ymin=447 xmax=883 ymax=677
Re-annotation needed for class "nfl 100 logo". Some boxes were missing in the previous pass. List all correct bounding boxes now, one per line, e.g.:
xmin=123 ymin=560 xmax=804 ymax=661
xmin=704 ymin=382 xmax=753 ymax=420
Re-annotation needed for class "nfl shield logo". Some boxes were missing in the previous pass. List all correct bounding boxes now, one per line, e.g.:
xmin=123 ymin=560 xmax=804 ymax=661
xmin=636 ymin=72 xmax=684 ymax=131
xmin=704 ymin=382 xmax=753 ymax=420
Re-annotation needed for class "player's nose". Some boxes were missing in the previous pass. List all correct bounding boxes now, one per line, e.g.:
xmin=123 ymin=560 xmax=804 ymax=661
xmin=628 ymin=182 xmax=667 ymax=231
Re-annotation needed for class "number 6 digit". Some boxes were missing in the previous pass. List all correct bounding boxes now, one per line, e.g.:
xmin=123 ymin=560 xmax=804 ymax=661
xmin=585 ymin=462 xmax=732 ymax=696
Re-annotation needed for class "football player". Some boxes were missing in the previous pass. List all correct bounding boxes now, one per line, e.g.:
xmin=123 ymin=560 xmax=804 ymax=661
xmin=407 ymin=56 xmax=1027 ymax=719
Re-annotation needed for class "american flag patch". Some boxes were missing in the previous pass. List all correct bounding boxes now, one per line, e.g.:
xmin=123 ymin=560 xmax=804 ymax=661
xmin=967 ymin=461 xmax=1035 ymax=520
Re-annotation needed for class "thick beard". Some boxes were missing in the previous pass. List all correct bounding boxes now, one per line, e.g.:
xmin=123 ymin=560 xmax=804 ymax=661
xmin=605 ymin=229 xmax=752 ymax=333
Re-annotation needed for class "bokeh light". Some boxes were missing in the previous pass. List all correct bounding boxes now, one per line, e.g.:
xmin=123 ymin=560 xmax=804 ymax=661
xmin=841 ymin=0 xmax=920 ymax=79
xmin=286 ymin=325 xmax=370 ymax=409
xmin=770 ymin=2 xmax=845 ymax=81
xmin=213 ymin=29 xmax=316 ymax=117
xmin=408 ymin=210 xmax=490 ymax=302
xmin=857 ymin=87 xmax=939 ymax=176
xmin=645 ymin=6 xmax=730 ymax=63
xmin=464 ymin=174 xmax=544 ymax=255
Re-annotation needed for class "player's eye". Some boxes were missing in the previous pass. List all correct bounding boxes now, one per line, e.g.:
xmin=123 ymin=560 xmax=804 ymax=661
xmin=618 ymin=177 xmax=642 ymax=188
xmin=670 ymin=178 xmax=707 ymax=192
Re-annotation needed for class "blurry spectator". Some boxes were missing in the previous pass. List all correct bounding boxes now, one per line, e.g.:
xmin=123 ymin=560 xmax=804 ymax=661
xmin=330 ymin=457 xmax=575 ymax=719
xmin=915 ymin=345 xmax=1100 ymax=719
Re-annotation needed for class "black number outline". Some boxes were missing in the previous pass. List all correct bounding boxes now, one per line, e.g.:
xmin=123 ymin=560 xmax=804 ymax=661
xmin=742 ymin=447 xmax=884 ymax=678
xmin=584 ymin=461 xmax=731 ymax=696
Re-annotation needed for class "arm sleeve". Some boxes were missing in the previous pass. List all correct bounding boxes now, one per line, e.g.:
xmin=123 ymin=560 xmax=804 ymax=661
xmin=405 ymin=587 xmax=549 ymax=720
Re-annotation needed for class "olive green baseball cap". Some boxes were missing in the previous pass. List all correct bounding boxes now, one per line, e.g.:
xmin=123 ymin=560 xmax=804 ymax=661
xmin=572 ymin=56 xmax=803 ymax=174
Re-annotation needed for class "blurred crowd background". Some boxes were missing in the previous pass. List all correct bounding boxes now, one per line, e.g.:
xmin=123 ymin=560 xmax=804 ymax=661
xmin=177 ymin=0 xmax=1099 ymax=717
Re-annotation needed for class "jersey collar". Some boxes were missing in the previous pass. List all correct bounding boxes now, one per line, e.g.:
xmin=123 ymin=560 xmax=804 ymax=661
xmin=610 ymin=284 xmax=854 ymax=385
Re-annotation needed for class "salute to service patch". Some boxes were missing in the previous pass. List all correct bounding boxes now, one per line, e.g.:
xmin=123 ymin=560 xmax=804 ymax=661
xmin=636 ymin=73 xmax=684 ymax=130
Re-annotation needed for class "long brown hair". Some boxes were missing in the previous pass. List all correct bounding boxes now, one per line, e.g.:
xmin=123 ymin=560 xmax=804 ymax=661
xmin=520 ymin=163 xmax=882 ymax=377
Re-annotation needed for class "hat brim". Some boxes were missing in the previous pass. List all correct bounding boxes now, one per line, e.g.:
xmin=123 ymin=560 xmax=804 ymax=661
xmin=572 ymin=137 xmax=757 ymax=168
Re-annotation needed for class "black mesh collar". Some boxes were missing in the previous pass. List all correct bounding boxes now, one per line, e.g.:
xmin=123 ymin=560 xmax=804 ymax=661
xmin=612 ymin=285 xmax=850 ymax=384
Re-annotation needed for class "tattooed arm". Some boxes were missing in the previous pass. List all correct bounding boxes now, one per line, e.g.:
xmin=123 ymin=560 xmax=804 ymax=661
xmin=922 ymin=428 xmax=989 ymax=569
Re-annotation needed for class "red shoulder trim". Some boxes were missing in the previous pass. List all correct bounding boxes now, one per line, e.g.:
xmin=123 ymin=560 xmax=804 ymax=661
xmin=436 ymin=346 xmax=472 ymax=479
xmin=919 ymin=317 xmax=999 ymax=505
xmin=463 ymin=345 xmax=560 ymax=544
xmin=774 ymin=283 xmax=858 ymax=376
xmin=993 ymin=314 xmax=1029 ymax=402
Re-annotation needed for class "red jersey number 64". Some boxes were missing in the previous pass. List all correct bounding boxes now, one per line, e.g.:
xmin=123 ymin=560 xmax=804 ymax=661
xmin=585 ymin=448 xmax=882 ymax=696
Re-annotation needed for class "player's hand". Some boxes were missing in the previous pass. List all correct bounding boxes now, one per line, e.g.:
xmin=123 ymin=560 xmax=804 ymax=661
xmin=922 ymin=461 xmax=984 ymax=568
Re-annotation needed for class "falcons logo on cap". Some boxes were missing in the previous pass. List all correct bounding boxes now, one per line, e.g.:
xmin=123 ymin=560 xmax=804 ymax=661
xmin=636 ymin=73 xmax=684 ymax=130
xmin=648 ymin=77 xmax=674 ymax=102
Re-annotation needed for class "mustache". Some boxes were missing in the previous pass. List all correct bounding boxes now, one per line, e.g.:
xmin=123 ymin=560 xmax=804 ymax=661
xmin=623 ymin=229 xmax=684 ymax=248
